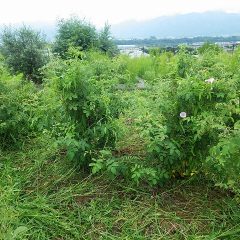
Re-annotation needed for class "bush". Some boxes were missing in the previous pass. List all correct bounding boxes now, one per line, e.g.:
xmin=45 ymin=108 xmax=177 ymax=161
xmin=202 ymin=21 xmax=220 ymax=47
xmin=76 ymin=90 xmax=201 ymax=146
xmin=0 ymin=74 xmax=37 ymax=149
xmin=45 ymin=51 xmax=126 ymax=167
xmin=206 ymin=125 xmax=240 ymax=195
xmin=98 ymin=23 xmax=119 ymax=56
xmin=76 ymin=50 xmax=240 ymax=188
xmin=0 ymin=26 xmax=48 ymax=83
xmin=53 ymin=17 xmax=99 ymax=58
xmin=198 ymin=42 xmax=222 ymax=55
xmin=133 ymin=49 xmax=240 ymax=186
xmin=54 ymin=17 xmax=118 ymax=58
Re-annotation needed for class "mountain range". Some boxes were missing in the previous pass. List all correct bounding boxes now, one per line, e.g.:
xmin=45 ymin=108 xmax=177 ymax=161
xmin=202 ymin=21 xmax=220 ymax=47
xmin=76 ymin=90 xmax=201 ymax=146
xmin=111 ymin=11 xmax=240 ymax=39
xmin=1 ymin=11 xmax=240 ymax=40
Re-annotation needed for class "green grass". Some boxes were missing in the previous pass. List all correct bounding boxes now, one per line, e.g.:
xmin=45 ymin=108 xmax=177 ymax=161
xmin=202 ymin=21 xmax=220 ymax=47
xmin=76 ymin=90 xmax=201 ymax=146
xmin=1 ymin=137 xmax=240 ymax=240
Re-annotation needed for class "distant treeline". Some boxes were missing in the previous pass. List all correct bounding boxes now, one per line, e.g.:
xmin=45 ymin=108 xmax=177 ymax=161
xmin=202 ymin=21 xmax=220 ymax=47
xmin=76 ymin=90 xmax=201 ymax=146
xmin=115 ymin=36 xmax=240 ymax=46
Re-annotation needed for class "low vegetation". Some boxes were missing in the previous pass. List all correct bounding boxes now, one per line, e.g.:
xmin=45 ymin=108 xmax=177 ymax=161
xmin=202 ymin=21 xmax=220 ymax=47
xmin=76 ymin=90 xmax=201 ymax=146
xmin=0 ymin=17 xmax=240 ymax=239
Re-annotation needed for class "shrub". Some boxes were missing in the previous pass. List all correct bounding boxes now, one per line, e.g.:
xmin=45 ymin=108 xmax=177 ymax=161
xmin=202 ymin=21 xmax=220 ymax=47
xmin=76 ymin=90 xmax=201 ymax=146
xmin=0 ymin=26 xmax=48 ymax=83
xmin=53 ymin=17 xmax=99 ymax=58
xmin=198 ymin=42 xmax=222 ymax=55
xmin=53 ymin=17 xmax=118 ymax=59
xmin=206 ymin=125 xmax=240 ymax=195
xmin=81 ymin=50 xmax=240 ymax=187
xmin=98 ymin=23 xmax=119 ymax=56
xmin=45 ymin=51 xmax=126 ymax=167
xmin=0 ymin=74 xmax=37 ymax=149
xmin=136 ymin=50 xmax=240 ymax=185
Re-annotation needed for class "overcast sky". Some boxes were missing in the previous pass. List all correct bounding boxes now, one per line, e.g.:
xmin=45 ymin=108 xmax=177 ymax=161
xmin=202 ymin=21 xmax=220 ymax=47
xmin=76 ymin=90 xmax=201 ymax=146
xmin=1 ymin=0 xmax=240 ymax=27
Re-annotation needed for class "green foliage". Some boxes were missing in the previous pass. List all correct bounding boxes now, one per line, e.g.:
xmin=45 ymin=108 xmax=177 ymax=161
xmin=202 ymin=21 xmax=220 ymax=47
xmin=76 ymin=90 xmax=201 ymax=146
xmin=177 ymin=46 xmax=194 ymax=78
xmin=1 ymin=137 xmax=240 ymax=239
xmin=135 ymin=49 xmax=240 ymax=191
xmin=2 ymin=35 xmax=240 ymax=239
xmin=45 ymin=51 xmax=126 ymax=166
xmin=198 ymin=42 xmax=223 ymax=55
xmin=1 ymin=31 xmax=240 ymax=194
xmin=53 ymin=17 xmax=118 ymax=58
xmin=89 ymin=150 xmax=160 ymax=186
xmin=99 ymin=23 xmax=119 ymax=56
xmin=121 ymin=55 xmax=156 ymax=81
xmin=206 ymin=124 xmax=240 ymax=194
xmin=82 ymin=48 xmax=240 ymax=191
xmin=0 ymin=74 xmax=37 ymax=149
xmin=53 ymin=17 xmax=98 ymax=58
xmin=1 ymin=15 xmax=240 ymax=239
xmin=0 ymin=26 xmax=48 ymax=83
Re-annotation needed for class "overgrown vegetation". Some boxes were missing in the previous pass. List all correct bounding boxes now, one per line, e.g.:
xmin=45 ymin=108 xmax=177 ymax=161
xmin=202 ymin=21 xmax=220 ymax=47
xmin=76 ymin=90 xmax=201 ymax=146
xmin=1 ymin=137 xmax=240 ymax=239
xmin=1 ymin=18 xmax=240 ymax=239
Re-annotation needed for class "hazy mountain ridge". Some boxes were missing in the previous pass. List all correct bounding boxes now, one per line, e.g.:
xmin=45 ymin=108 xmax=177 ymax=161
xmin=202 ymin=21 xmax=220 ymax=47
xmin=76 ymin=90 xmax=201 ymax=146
xmin=111 ymin=12 xmax=240 ymax=39
xmin=1 ymin=12 xmax=240 ymax=40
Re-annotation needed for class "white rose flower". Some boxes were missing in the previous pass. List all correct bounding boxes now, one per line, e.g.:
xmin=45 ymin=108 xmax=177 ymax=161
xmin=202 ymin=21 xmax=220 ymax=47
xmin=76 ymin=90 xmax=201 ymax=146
xmin=205 ymin=78 xmax=215 ymax=84
xmin=180 ymin=112 xmax=187 ymax=118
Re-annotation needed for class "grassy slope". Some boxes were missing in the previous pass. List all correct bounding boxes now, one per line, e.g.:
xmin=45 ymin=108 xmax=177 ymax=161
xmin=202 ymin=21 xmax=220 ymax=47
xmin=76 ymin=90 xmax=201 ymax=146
xmin=1 ymin=136 xmax=240 ymax=240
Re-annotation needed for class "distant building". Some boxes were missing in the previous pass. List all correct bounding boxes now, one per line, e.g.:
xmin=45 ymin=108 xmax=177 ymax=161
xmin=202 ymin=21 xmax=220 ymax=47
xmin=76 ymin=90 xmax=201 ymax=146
xmin=117 ymin=45 xmax=149 ymax=58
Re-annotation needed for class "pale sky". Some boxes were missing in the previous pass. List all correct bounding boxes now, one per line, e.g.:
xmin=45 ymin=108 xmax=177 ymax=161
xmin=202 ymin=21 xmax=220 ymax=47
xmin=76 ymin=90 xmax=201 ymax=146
xmin=1 ymin=0 xmax=240 ymax=27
